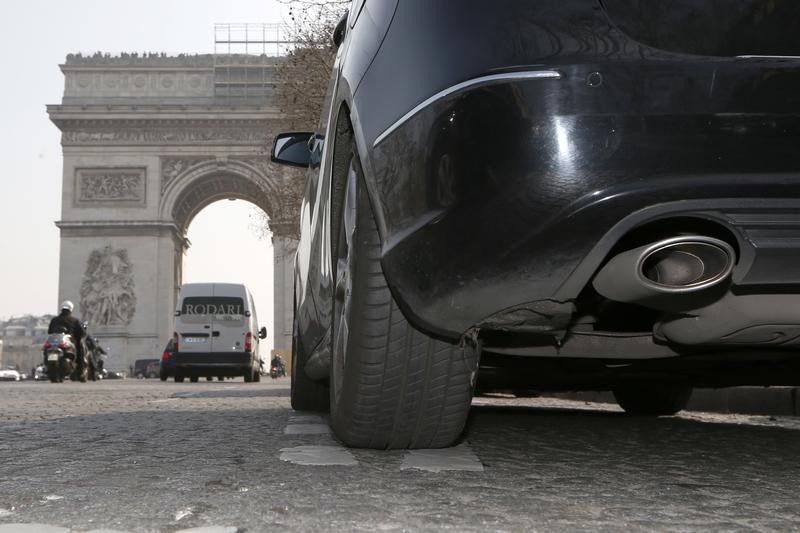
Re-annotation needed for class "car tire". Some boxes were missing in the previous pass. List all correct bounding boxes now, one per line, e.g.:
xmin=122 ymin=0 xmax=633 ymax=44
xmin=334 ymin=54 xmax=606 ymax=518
xmin=160 ymin=373 xmax=168 ymax=382
xmin=613 ymin=386 xmax=693 ymax=416
xmin=190 ymin=376 xmax=199 ymax=383
xmin=253 ymin=367 xmax=261 ymax=382
xmin=329 ymin=152 xmax=478 ymax=449
xmin=174 ymin=374 xmax=184 ymax=383
xmin=243 ymin=368 xmax=252 ymax=382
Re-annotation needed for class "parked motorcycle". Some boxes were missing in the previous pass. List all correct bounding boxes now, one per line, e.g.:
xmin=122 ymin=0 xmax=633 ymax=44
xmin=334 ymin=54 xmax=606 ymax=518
xmin=42 ymin=332 xmax=87 ymax=383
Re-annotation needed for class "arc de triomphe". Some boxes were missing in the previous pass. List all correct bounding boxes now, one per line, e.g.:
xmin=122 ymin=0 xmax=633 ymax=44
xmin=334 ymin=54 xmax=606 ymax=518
xmin=47 ymin=53 xmax=301 ymax=368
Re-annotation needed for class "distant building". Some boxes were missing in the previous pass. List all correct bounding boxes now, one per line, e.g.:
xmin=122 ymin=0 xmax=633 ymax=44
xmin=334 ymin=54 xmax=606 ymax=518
xmin=0 ymin=315 xmax=53 ymax=373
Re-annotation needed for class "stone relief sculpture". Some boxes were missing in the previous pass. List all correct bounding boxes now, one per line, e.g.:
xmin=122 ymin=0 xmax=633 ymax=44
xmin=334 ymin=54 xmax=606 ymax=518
xmin=80 ymin=246 xmax=137 ymax=327
xmin=79 ymin=170 xmax=145 ymax=202
xmin=161 ymin=158 xmax=213 ymax=192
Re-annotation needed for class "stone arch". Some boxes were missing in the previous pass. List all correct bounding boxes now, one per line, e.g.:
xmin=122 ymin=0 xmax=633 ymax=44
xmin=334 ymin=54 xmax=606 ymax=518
xmin=160 ymin=158 xmax=284 ymax=233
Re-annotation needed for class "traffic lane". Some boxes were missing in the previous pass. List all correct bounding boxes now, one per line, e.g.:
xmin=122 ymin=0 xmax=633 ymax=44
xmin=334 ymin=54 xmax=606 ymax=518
xmin=0 ymin=382 xmax=798 ymax=531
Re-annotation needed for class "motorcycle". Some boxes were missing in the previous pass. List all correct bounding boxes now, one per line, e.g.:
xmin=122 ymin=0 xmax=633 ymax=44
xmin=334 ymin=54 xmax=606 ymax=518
xmin=42 ymin=332 xmax=87 ymax=383
xmin=269 ymin=361 xmax=286 ymax=379
xmin=83 ymin=324 xmax=105 ymax=381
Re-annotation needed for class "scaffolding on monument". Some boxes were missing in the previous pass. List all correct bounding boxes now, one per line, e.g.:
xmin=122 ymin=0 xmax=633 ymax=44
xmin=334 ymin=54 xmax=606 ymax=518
xmin=213 ymin=23 xmax=296 ymax=103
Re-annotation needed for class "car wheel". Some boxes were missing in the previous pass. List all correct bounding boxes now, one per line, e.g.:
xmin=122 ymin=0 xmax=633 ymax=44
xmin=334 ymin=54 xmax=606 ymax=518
xmin=329 ymin=152 xmax=479 ymax=449
xmin=174 ymin=374 xmax=184 ymax=383
xmin=160 ymin=373 xmax=167 ymax=382
xmin=253 ymin=366 xmax=261 ymax=382
xmin=243 ymin=368 xmax=252 ymax=382
xmin=613 ymin=386 xmax=693 ymax=415
xmin=190 ymin=376 xmax=199 ymax=383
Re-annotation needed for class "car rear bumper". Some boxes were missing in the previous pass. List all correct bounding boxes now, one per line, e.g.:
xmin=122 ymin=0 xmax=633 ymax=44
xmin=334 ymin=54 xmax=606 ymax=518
xmin=173 ymin=352 xmax=253 ymax=372
xmin=367 ymin=60 xmax=800 ymax=340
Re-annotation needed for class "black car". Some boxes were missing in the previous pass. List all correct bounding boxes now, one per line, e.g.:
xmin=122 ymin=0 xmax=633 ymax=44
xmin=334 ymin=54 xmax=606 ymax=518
xmin=159 ymin=339 xmax=174 ymax=381
xmin=272 ymin=0 xmax=800 ymax=449
xmin=133 ymin=358 xmax=159 ymax=379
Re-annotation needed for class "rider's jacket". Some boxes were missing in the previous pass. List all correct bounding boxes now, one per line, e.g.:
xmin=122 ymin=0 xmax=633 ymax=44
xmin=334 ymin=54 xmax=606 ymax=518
xmin=48 ymin=311 xmax=84 ymax=342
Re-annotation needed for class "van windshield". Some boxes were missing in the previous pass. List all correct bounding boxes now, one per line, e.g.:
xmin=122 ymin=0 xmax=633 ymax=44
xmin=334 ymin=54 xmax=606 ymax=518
xmin=181 ymin=297 xmax=245 ymax=318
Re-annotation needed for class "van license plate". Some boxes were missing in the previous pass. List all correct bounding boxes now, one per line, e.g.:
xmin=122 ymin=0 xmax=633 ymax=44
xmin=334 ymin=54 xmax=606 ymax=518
xmin=47 ymin=352 xmax=60 ymax=361
xmin=184 ymin=337 xmax=206 ymax=343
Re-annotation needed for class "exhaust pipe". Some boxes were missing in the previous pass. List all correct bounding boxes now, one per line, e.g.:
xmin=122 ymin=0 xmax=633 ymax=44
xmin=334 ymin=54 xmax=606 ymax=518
xmin=592 ymin=236 xmax=735 ymax=310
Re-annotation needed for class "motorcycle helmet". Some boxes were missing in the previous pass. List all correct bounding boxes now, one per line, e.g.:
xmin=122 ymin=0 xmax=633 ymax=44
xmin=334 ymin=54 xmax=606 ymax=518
xmin=60 ymin=300 xmax=74 ymax=312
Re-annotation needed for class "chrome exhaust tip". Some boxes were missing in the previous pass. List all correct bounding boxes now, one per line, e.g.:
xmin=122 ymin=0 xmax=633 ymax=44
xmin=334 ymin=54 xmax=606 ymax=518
xmin=592 ymin=235 xmax=736 ymax=307
xmin=638 ymin=236 xmax=735 ymax=293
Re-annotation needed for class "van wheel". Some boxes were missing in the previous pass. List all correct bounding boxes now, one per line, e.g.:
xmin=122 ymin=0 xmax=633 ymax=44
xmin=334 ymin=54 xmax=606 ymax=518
xmin=329 ymin=152 xmax=478 ymax=449
xmin=243 ymin=369 xmax=253 ymax=383
xmin=190 ymin=376 xmax=199 ymax=383
xmin=174 ymin=373 xmax=184 ymax=383
xmin=253 ymin=367 xmax=261 ymax=382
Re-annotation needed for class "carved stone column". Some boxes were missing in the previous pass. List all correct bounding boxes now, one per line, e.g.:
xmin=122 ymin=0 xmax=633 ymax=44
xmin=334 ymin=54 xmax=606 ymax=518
xmin=270 ymin=223 xmax=299 ymax=367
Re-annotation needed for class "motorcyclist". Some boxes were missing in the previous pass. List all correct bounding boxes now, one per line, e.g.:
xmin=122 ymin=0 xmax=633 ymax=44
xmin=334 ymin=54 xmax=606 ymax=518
xmin=270 ymin=354 xmax=286 ymax=376
xmin=47 ymin=300 xmax=86 ymax=370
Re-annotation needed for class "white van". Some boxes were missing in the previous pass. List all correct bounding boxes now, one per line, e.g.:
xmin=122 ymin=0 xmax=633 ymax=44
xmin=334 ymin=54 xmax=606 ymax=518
xmin=172 ymin=282 xmax=267 ymax=382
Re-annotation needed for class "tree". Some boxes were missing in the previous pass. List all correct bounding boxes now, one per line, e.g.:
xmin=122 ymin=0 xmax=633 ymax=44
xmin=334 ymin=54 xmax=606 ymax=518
xmin=276 ymin=0 xmax=349 ymax=129
xmin=252 ymin=0 xmax=348 ymax=242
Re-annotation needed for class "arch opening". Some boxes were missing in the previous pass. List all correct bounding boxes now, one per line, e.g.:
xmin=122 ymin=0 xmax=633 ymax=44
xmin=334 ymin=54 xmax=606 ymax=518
xmin=182 ymin=199 xmax=274 ymax=355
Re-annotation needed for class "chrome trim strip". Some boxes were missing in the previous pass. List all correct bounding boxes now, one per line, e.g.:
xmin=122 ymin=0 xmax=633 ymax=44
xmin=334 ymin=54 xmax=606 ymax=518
xmin=372 ymin=70 xmax=562 ymax=148
xmin=737 ymin=55 xmax=800 ymax=59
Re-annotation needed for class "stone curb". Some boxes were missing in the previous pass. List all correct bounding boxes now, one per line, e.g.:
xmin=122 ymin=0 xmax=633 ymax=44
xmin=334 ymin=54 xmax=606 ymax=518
xmin=549 ymin=387 xmax=800 ymax=416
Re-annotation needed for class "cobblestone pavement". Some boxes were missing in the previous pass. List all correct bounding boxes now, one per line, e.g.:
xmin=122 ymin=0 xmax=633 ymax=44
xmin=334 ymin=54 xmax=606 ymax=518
xmin=1 ymin=380 xmax=799 ymax=532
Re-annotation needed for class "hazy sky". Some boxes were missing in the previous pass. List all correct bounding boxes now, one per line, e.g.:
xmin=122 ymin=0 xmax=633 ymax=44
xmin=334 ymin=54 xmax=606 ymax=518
xmin=0 ymin=0 xmax=290 ymax=336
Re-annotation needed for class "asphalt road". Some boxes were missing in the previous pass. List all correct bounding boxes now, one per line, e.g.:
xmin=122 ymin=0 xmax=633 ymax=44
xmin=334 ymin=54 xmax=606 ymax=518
xmin=1 ymin=379 xmax=799 ymax=532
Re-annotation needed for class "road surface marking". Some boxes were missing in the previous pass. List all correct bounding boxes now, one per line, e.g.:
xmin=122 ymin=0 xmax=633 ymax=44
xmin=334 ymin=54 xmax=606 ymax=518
xmin=400 ymin=443 xmax=484 ymax=473
xmin=284 ymin=423 xmax=331 ymax=435
xmin=288 ymin=415 xmax=326 ymax=424
xmin=279 ymin=445 xmax=357 ymax=466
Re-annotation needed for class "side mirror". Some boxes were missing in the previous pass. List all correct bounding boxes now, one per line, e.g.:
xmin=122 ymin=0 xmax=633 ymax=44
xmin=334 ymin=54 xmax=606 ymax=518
xmin=333 ymin=11 xmax=348 ymax=48
xmin=245 ymin=310 xmax=251 ymax=317
xmin=258 ymin=326 xmax=268 ymax=340
xmin=271 ymin=132 xmax=315 ymax=167
xmin=174 ymin=310 xmax=181 ymax=317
